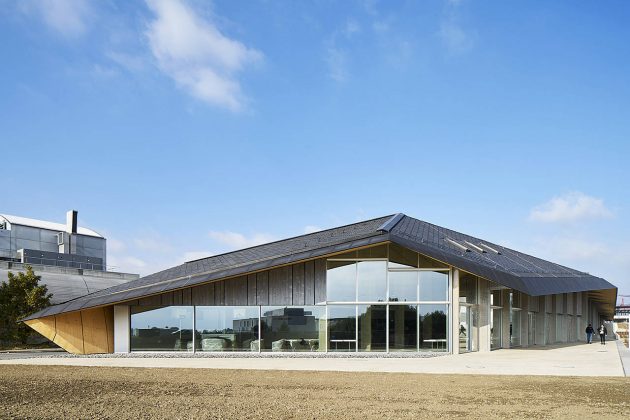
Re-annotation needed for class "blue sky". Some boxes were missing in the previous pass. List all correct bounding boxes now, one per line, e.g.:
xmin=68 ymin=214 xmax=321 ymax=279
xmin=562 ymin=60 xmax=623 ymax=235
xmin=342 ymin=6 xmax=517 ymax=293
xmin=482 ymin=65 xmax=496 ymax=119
xmin=1 ymin=1 xmax=629 ymax=298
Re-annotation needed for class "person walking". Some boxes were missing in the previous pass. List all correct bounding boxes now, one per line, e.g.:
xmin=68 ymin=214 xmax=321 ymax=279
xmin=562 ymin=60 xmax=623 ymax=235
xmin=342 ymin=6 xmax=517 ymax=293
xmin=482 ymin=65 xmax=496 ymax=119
xmin=598 ymin=324 xmax=607 ymax=345
xmin=585 ymin=324 xmax=594 ymax=344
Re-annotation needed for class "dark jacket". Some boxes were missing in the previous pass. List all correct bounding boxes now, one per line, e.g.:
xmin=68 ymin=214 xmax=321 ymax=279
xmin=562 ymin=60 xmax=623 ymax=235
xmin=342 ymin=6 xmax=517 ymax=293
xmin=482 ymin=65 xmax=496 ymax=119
xmin=586 ymin=326 xmax=594 ymax=334
xmin=598 ymin=326 xmax=607 ymax=335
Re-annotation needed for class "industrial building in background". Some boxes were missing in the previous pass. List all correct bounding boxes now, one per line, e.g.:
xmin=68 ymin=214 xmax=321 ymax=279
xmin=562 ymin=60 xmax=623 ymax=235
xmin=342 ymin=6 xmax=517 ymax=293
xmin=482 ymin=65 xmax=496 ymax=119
xmin=0 ymin=210 xmax=138 ymax=304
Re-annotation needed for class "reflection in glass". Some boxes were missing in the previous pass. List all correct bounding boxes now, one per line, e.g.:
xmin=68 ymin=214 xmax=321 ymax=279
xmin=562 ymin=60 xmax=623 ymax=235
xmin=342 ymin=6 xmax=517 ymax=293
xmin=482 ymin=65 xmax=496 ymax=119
xmin=420 ymin=304 xmax=448 ymax=352
xmin=131 ymin=306 xmax=194 ymax=351
xmin=327 ymin=305 xmax=356 ymax=351
xmin=358 ymin=305 xmax=386 ymax=351
xmin=459 ymin=306 xmax=470 ymax=353
xmin=420 ymin=271 xmax=448 ymax=301
xmin=510 ymin=309 xmax=521 ymax=347
xmin=326 ymin=261 xmax=356 ymax=302
xmin=261 ymin=306 xmax=326 ymax=352
xmin=491 ymin=308 xmax=502 ymax=349
xmin=388 ymin=271 xmax=417 ymax=302
xmin=357 ymin=261 xmax=386 ymax=302
xmin=195 ymin=306 xmax=259 ymax=351
xmin=389 ymin=305 xmax=418 ymax=351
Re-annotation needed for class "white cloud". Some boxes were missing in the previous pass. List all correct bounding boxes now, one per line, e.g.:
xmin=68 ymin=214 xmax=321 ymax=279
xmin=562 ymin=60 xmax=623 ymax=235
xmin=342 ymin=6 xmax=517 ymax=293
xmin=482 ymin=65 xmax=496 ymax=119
xmin=181 ymin=250 xmax=213 ymax=262
xmin=439 ymin=0 xmax=474 ymax=55
xmin=529 ymin=192 xmax=613 ymax=223
xmin=303 ymin=225 xmax=322 ymax=234
xmin=23 ymin=0 xmax=91 ymax=38
xmin=107 ymin=255 xmax=147 ymax=273
xmin=208 ymin=231 xmax=276 ymax=250
xmin=534 ymin=237 xmax=609 ymax=262
xmin=325 ymin=47 xmax=348 ymax=82
xmin=145 ymin=0 xmax=262 ymax=111
xmin=344 ymin=19 xmax=361 ymax=37
xmin=106 ymin=51 xmax=147 ymax=73
xmin=439 ymin=20 xmax=473 ymax=54
xmin=107 ymin=238 xmax=126 ymax=253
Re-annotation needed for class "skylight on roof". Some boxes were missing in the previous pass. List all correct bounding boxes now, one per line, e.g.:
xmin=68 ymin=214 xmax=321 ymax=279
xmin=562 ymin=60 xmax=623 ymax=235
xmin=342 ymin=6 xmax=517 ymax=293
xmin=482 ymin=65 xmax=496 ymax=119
xmin=464 ymin=241 xmax=486 ymax=253
xmin=445 ymin=238 xmax=470 ymax=252
xmin=479 ymin=243 xmax=501 ymax=255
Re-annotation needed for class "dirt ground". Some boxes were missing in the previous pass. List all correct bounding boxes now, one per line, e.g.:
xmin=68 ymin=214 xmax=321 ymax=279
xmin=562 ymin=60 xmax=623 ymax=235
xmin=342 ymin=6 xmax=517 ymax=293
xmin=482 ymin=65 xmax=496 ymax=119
xmin=0 ymin=365 xmax=628 ymax=419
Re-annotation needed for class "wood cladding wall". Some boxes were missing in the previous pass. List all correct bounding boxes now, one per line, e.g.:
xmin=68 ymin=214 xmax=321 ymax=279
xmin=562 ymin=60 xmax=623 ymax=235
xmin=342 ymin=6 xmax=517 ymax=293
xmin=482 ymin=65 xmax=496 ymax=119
xmin=24 ymin=306 xmax=114 ymax=355
xmin=132 ymin=258 xmax=327 ymax=307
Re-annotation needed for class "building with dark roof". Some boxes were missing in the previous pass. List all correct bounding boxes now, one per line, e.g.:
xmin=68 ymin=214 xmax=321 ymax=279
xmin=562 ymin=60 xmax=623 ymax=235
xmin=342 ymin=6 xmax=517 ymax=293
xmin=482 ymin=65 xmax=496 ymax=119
xmin=23 ymin=213 xmax=616 ymax=355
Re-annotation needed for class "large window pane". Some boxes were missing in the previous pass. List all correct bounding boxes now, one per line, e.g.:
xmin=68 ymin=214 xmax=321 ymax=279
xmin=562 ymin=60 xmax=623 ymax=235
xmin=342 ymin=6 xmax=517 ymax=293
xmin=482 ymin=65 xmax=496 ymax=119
xmin=358 ymin=305 xmax=386 ymax=351
xmin=130 ymin=306 xmax=193 ymax=352
xmin=419 ymin=304 xmax=447 ymax=352
xmin=261 ymin=306 xmax=326 ymax=352
xmin=420 ymin=271 xmax=448 ymax=301
xmin=357 ymin=261 xmax=386 ymax=302
xmin=388 ymin=271 xmax=418 ymax=302
xmin=195 ymin=306 xmax=259 ymax=352
xmin=327 ymin=305 xmax=356 ymax=351
xmin=389 ymin=305 xmax=418 ymax=351
xmin=327 ymin=261 xmax=356 ymax=302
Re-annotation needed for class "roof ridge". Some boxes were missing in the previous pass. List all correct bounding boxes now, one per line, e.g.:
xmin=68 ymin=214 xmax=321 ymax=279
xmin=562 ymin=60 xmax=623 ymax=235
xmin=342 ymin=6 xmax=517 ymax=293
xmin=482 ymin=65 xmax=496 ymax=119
xmin=377 ymin=213 xmax=405 ymax=232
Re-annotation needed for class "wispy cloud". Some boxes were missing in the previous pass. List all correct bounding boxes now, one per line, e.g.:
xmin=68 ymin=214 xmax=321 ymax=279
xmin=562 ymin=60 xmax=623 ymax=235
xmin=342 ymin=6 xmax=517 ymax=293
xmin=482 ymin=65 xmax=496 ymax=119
xmin=303 ymin=225 xmax=322 ymax=234
xmin=208 ymin=231 xmax=276 ymax=250
xmin=145 ymin=0 xmax=262 ymax=111
xmin=21 ymin=0 xmax=92 ymax=38
xmin=529 ymin=192 xmax=613 ymax=223
xmin=325 ymin=46 xmax=348 ymax=82
xmin=439 ymin=20 xmax=473 ymax=53
xmin=439 ymin=0 xmax=474 ymax=54
xmin=180 ymin=250 xmax=213 ymax=262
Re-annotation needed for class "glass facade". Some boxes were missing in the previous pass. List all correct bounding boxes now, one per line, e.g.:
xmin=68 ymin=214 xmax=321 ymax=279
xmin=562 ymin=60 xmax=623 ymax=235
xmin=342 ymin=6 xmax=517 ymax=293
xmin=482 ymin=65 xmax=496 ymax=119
xmin=327 ymin=305 xmax=357 ymax=351
xmin=131 ymin=306 xmax=194 ymax=351
xmin=261 ymin=306 xmax=325 ymax=352
xmin=195 ymin=306 xmax=259 ymax=351
xmin=389 ymin=305 xmax=418 ymax=351
xmin=420 ymin=304 xmax=448 ymax=351
xmin=326 ymin=261 xmax=356 ymax=302
xmin=358 ymin=305 xmax=386 ymax=351
xmin=326 ymin=243 xmax=450 ymax=353
xmin=127 ymin=244 xmax=451 ymax=354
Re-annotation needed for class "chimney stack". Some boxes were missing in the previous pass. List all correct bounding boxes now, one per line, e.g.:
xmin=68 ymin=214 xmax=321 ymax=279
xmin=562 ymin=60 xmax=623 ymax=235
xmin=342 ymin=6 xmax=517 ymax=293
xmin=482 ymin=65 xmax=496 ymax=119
xmin=66 ymin=210 xmax=78 ymax=234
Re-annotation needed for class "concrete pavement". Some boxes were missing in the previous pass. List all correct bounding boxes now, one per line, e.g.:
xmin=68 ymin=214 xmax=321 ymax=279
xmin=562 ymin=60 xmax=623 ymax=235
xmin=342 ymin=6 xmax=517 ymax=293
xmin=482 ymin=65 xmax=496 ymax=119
xmin=0 ymin=342 xmax=625 ymax=377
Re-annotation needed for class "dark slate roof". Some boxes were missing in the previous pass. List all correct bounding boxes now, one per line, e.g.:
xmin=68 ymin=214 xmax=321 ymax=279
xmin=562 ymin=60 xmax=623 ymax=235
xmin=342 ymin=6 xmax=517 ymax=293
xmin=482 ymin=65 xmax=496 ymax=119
xmin=23 ymin=215 xmax=393 ymax=320
xmin=24 ymin=213 xmax=617 ymax=321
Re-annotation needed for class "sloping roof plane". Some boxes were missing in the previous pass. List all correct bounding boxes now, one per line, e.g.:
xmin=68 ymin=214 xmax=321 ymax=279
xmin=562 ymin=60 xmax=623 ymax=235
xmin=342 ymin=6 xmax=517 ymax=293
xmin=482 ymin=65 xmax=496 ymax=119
xmin=23 ymin=213 xmax=617 ymax=321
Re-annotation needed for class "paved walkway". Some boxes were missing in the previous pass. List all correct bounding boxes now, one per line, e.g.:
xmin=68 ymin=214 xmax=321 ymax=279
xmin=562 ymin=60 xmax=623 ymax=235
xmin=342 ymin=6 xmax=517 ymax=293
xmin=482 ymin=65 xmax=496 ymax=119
xmin=616 ymin=340 xmax=630 ymax=376
xmin=0 ymin=342 xmax=624 ymax=377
